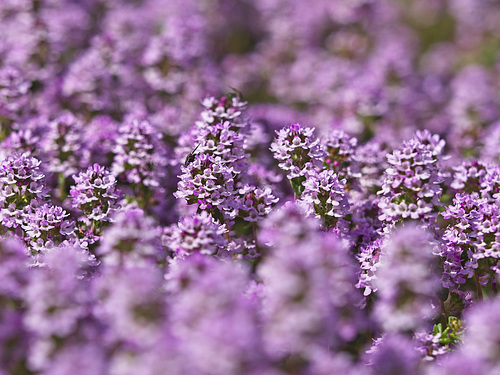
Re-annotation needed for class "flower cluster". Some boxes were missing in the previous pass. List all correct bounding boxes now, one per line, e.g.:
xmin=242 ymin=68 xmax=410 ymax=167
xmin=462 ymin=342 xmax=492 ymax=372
xmin=70 ymin=163 xmax=122 ymax=245
xmin=177 ymin=94 xmax=278 ymax=231
xmin=112 ymin=118 xmax=169 ymax=208
xmin=237 ymin=185 xmax=279 ymax=223
xmin=440 ymin=192 xmax=500 ymax=291
xmin=163 ymin=211 xmax=228 ymax=259
xmin=21 ymin=204 xmax=75 ymax=253
xmin=176 ymin=152 xmax=238 ymax=217
xmin=41 ymin=112 xmax=90 ymax=179
xmin=378 ymin=130 xmax=445 ymax=228
xmin=0 ymin=66 xmax=31 ymax=125
xmin=356 ymin=238 xmax=384 ymax=297
xmin=480 ymin=164 xmax=500 ymax=202
xmin=300 ymin=169 xmax=350 ymax=231
xmin=322 ymin=129 xmax=360 ymax=189
xmin=258 ymin=203 xmax=365 ymax=359
xmin=270 ymin=123 xmax=325 ymax=187
xmin=373 ymin=224 xmax=439 ymax=334
xmin=0 ymin=153 xmax=77 ymax=253
xmin=2 ymin=0 xmax=500 ymax=373
xmin=70 ymin=164 xmax=121 ymax=221
xmin=449 ymin=161 xmax=490 ymax=194
xmin=353 ymin=140 xmax=389 ymax=196
xmin=96 ymin=208 xmax=162 ymax=267
xmin=198 ymin=95 xmax=249 ymax=126
xmin=175 ymin=95 xmax=249 ymax=219
xmin=0 ymin=153 xmax=46 ymax=229
xmin=0 ymin=127 xmax=40 ymax=159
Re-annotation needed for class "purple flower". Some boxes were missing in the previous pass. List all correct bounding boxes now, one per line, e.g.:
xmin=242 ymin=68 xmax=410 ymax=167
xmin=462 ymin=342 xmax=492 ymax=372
xmin=165 ymin=254 xmax=268 ymax=374
xmin=373 ymin=224 xmax=439 ymax=333
xmin=176 ymin=153 xmax=237 ymax=219
xmin=70 ymin=163 xmax=122 ymax=245
xmin=95 ymin=264 xmax=166 ymax=348
xmin=480 ymin=164 xmax=500 ymax=201
xmin=0 ymin=237 xmax=30 ymax=373
xmin=0 ymin=152 xmax=47 ymax=230
xmin=378 ymin=130 xmax=445 ymax=228
xmin=440 ymin=192 xmax=500 ymax=293
xmin=258 ymin=202 xmax=365 ymax=358
xmin=0 ymin=66 xmax=31 ymax=124
xmin=300 ymin=169 xmax=350 ymax=231
xmin=24 ymin=245 xmax=96 ymax=371
xmin=163 ymin=211 xmax=228 ymax=259
xmin=96 ymin=208 xmax=162 ymax=267
xmin=270 ymin=123 xmax=325 ymax=182
xmin=353 ymin=139 xmax=390 ymax=196
xmin=356 ymin=238 xmax=384 ymax=297
xmin=449 ymin=160 xmax=489 ymax=193
xmin=349 ymin=200 xmax=384 ymax=249
xmin=365 ymin=334 xmax=420 ymax=375
xmin=112 ymin=118 xmax=168 ymax=189
xmin=0 ymin=128 xmax=40 ymax=159
xmin=4 ymin=1 xmax=500 ymax=371
xmin=112 ymin=117 xmax=170 ymax=212
xmin=322 ymin=129 xmax=360 ymax=189
xmin=41 ymin=112 xmax=90 ymax=178
xmin=176 ymin=94 xmax=261 ymax=225
xmin=236 ymin=185 xmax=279 ymax=223
xmin=198 ymin=95 xmax=248 ymax=126
xmin=21 ymin=203 xmax=76 ymax=253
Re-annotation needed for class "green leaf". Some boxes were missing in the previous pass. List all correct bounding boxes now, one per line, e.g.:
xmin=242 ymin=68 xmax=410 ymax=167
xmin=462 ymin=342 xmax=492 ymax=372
xmin=433 ymin=323 xmax=442 ymax=335
xmin=290 ymin=176 xmax=306 ymax=197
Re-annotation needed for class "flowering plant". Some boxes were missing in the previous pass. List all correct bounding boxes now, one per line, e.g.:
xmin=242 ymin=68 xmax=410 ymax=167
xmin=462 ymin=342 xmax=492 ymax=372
xmin=1 ymin=1 xmax=500 ymax=374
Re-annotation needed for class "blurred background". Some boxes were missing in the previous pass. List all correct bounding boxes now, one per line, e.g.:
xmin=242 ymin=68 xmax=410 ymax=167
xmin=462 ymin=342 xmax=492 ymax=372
xmin=1 ymin=0 xmax=500 ymax=157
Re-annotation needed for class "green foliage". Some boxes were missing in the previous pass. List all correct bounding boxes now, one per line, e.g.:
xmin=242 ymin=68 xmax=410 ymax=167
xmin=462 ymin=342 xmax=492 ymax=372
xmin=432 ymin=316 xmax=464 ymax=346
xmin=290 ymin=176 xmax=306 ymax=197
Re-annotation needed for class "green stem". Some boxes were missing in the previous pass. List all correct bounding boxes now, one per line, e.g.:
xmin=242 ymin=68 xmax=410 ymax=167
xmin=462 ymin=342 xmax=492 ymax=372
xmin=58 ymin=173 xmax=66 ymax=200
